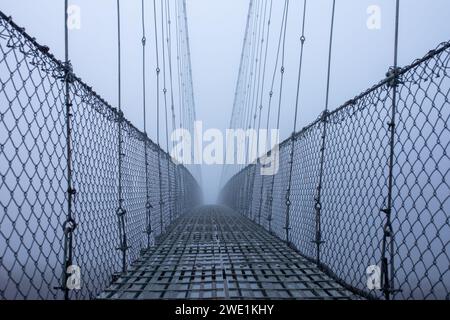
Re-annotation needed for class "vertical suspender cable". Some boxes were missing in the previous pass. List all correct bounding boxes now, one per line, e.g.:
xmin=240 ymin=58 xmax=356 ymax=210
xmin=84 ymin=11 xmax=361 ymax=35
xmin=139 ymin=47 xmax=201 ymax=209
xmin=153 ymin=0 xmax=164 ymax=234
xmin=267 ymin=0 xmax=289 ymax=233
xmin=240 ymin=3 xmax=257 ymax=215
xmin=243 ymin=0 xmax=263 ymax=218
xmin=115 ymin=0 xmax=128 ymax=274
xmin=141 ymin=0 xmax=153 ymax=249
xmin=160 ymin=0 xmax=173 ymax=224
xmin=246 ymin=0 xmax=268 ymax=220
xmin=174 ymin=0 xmax=185 ymax=212
xmin=257 ymin=0 xmax=273 ymax=225
xmin=182 ymin=0 xmax=201 ymax=184
xmin=284 ymin=0 xmax=307 ymax=245
xmin=314 ymin=0 xmax=336 ymax=265
xmin=165 ymin=0 xmax=178 ymax=217
xmin=61 ymin=0 xmax=76 ymax=300
xmin=219 ymin=0 xmax=254 ymax=188
xmin=381 ymin=0 xmax=401 ymax=301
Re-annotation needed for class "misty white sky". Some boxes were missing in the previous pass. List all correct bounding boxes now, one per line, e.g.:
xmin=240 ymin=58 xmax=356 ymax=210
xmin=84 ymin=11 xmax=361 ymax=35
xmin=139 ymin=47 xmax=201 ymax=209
xmin=1 ymin=0 xmax=449 ymax=202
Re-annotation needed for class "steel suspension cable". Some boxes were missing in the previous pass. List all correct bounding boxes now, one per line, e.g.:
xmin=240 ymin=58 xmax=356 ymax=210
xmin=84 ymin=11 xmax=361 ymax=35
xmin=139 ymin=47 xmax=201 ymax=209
xmin=174 ymin=0 xmax=185 ymax=210
xmin=61 ymin=0 xmax=76 ymax=300
xmin=160 ymin=0 xmax=173 ymax=224
xmin=256 ymin=0 xmax=274 ymax=224
xmin=284 ymin=0 xmax=307 ymax=244
xmin=115 ymin=0 xmax=128 ymax=274
xmin=165 ymin=0 xmax=179 ymax=217
xmin=141 ymin=0 xmax=153 ymax=249
xmin=243 ymin=0 xmax=264 ymax=218
xmin=219 ymin=0 xmax=254 ymax=187
xmin=239 ymin=1 xmax=260 ymax=214
xmin=152 ymin=0 xmax=164 ymax=234
xmin=266 ymin=0 xmax=289 ymax=232
xmin=181 ymin=0 xmax=201 ymax=183
xmin=246 ymin=0 xmax=269 ymax=220
xmin=314 ymin=0 xmax=336 ymax=265
xmin=381 ymin=0 xmax=401 ymax=300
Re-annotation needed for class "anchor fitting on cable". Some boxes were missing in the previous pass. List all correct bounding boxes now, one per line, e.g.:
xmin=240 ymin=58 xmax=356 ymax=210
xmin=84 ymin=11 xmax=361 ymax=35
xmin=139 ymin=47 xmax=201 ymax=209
xmin=62 ymin=217 xmax=77 ymax=235
xmin=116 ymin=206 xmax=126 ymax=218
xmin=320 ymin=110 xmax=329 ymax=122
xmin=60 ymin=61 xmax=74 ymax=83
xmin=144 ymin=225 xmax=152 ymax=236
xmin=67 ymin=187 xmax=76 ymax=196
xmin=386 ymin=66 xmax=402 ymax=88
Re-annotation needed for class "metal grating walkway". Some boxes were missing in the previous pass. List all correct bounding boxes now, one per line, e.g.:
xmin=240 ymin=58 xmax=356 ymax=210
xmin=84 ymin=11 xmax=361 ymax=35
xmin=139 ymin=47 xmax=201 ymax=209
xmin=99 ymin=206 xmax=357 ymax=300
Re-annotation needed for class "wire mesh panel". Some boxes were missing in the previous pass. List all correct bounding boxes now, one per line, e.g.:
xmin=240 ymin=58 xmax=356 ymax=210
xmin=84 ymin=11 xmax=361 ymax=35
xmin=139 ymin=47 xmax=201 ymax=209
xmin=0 ymin=15 xmax=67 ymax=300
xmin=0 ymin=12 xmax=201 ymax=300
xmin=320 ymin=85 xmax=391 ymax=299
xmin=70 ymin=81 xmax=121 ymax=299
xmin=221 ymin=41 xmax=450 ymax=300
xmin=270 ymin=141 xmax=291 ymax=240
xmin=289 ymin=123 xmax=323 ymax=261
xmin=393 ymin=44 xmax=450 ymax=299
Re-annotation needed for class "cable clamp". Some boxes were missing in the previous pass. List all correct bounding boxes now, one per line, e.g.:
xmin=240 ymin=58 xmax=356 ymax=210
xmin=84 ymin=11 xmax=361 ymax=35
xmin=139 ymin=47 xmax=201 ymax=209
xmin=314 ymin=200 xmax=322 ymax=211
xmin=386 ymin=66 xmax=402 ymax=88
xmin=67 ymin=187 xmax=76 ymax=196
xmin=116 ymin=207 xmax=126 ymax=217
xmin=62 ymin=218 xmax=77 ymax=234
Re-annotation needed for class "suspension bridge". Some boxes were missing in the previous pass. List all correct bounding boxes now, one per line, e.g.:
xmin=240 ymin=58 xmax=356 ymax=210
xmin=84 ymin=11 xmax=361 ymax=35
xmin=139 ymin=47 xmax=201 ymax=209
xmin=0 ymin=0 xmax=449 ymax=301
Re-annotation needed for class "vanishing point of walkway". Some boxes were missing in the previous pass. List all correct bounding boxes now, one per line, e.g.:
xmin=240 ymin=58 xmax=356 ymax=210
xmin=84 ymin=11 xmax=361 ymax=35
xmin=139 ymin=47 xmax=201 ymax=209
xmin=99 ymin=206 xmax=356 ymax=300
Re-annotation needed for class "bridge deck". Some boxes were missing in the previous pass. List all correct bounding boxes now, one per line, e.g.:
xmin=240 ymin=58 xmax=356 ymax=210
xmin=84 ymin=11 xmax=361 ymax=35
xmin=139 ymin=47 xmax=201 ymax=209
xmin=99 ymin=206 xmax=356 ymax=300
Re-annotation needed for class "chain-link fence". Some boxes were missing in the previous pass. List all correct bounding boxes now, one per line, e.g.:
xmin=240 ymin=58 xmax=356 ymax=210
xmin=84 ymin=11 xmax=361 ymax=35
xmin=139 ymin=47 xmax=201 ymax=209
xmin=221 ymin=41 xmax=450 ymax=300
xmin=0 ymin=12 xmax=202 ymax=300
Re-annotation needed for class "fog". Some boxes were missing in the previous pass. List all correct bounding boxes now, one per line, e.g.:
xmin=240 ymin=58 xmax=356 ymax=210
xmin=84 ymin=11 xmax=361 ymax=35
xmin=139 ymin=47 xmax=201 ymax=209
xmin=1 ymin=0 xmax=449 ymax=203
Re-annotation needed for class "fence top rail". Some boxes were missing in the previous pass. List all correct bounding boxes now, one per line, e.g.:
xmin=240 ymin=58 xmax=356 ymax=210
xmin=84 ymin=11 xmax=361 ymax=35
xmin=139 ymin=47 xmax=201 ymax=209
xmin=224 ymin=39 xmax=450 ymax=185
xmin=0 ymin=9 xmax=197 ymax=175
